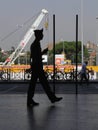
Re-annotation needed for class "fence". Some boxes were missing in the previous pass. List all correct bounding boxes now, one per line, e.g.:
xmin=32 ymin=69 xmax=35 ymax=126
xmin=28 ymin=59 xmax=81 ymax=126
xmin=0 ymin=66 xmax=95 ymax=81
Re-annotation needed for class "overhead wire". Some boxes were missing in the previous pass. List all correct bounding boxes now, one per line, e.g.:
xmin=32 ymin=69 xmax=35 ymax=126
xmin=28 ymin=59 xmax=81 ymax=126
xmin=0 ymin=12 xmax=40 ymax=42
xmin=41 ymin=13 xmax=49 ymax=50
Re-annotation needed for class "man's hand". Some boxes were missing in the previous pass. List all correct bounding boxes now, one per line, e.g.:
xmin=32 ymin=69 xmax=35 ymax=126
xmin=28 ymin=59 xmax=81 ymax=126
xmin=42 ymin=48 xmax=48 ymax=55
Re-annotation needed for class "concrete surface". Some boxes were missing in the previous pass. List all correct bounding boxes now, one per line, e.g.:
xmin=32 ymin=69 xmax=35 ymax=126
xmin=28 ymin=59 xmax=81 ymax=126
xmin=0 ymin=82 xmax=98 ymax=130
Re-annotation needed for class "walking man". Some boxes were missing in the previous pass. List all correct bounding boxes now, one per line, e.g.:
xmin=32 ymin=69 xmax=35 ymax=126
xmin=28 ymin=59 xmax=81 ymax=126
xmin=27 ymin=28 xmax=62 ymax=107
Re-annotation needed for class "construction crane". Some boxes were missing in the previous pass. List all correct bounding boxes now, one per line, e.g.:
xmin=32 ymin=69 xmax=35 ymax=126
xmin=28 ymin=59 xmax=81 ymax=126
xmin=3 ymin=9 xmax=48 ymax=66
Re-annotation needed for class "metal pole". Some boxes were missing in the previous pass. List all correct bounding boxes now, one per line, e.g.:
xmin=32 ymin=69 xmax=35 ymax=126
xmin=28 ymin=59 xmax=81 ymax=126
xmin=96 ymin=17 xmax=98 ymax=79
xmin=81 ymin=0 xmax=84 ymax=64
xmin=53 ymin=14 xmax=55 ymax=94
xmin=76 ymin=15 xmax=78 ymax=94
xmin=63 ymin=40 xmax=64 ymax=54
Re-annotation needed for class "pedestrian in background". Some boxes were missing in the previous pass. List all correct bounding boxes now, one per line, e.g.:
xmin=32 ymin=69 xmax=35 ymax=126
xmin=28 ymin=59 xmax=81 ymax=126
xmin=90 ymin=67 xmax=94 ymax=80
xmin=80 ymin=61 xmax=89 ymax=85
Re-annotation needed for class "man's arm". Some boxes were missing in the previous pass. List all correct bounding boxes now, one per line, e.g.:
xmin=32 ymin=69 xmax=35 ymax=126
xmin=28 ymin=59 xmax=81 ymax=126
xmin=41 ymin=48 xmax=48 ymax=55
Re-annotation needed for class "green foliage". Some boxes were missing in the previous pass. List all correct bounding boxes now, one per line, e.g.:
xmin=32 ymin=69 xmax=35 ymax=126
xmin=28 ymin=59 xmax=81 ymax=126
xmin=0 ymin=42 xmax=89 ymax=65
xmin=48 ymin=41 xmax=89 ymax=64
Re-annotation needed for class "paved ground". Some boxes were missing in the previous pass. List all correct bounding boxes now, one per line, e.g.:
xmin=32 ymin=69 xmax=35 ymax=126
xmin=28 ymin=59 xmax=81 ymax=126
xmin=0 ymin=82 xmax=98 ymax=130
xmin=0 ymin=81 xmax=98 ymax=94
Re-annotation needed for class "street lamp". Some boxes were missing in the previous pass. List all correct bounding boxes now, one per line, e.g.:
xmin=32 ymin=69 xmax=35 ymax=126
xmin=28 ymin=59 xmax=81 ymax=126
xmin=63 ymin=40 xmax=64 ymax=54
xmin=60 ymin=38 xmax=64 ymax=54
xmin=96 ymin=17 xmax=98 ymax=65
xmin=81 ymin=0 xmax=84 ymax=64
xmin=96 ymin=17 xmax=98 ymax=79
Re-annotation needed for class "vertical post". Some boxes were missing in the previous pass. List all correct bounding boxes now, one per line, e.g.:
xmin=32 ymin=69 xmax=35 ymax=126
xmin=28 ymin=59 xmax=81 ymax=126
xmin=96 ymin=18 xmax=98 ymax=79
xmin=81 ymin=0 xmax=84 ymax=64
xmin=76 ymin=15 xmax=78 ymax=94
xmin=53 ymin=14 xmax=55 ymax=94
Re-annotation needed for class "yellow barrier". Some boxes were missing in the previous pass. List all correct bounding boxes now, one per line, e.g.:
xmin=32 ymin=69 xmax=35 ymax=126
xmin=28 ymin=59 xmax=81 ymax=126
xmin=87 ymin=66 xmax=98 ymax=72
xmin=0 ymin=65 xmax=98 ymax=73
xmin=0 ymin=65 xmax=30 ymax=72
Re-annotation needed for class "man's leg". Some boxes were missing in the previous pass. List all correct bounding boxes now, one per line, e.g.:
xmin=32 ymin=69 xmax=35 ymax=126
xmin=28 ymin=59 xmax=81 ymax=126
xmin=27 ymin=72 xmax=38 ymax=106
xmin=84 ymin=73 xmax=89 ymax=85
xmin=80 ymin=73 xmax=83 ymax=85
xmin=39 ymin=71 xmax=62 ymax=103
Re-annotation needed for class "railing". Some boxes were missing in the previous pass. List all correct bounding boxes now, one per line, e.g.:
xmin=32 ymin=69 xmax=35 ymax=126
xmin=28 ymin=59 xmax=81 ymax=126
xmin=0 ymin=68 xmax=30 ymax=81
xmin=0 ymin=68 xmax=92 ymax=81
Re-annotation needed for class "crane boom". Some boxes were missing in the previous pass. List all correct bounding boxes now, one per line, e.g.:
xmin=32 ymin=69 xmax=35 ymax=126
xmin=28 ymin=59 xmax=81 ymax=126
xmin=3 ymin=9 xmax=48 ymax=66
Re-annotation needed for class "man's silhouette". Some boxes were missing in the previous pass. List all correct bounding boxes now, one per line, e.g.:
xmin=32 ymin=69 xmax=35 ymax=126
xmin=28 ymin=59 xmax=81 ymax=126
xmin=27 ymin=28 xmax=62 ymax=107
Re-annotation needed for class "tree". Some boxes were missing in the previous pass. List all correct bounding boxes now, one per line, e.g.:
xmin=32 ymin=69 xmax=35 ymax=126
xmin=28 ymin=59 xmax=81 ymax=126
xmin=48 ymin=41 xmax=89 ymax=64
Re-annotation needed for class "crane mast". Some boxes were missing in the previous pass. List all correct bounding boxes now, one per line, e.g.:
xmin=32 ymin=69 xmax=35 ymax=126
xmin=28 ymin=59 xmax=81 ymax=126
xmin=3 ymin=9 xmax=48 ymax=66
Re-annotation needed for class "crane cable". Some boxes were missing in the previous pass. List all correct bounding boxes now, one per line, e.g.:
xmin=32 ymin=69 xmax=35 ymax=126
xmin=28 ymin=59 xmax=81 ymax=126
xmin=0 ymin=12 xmax=40 ymax=42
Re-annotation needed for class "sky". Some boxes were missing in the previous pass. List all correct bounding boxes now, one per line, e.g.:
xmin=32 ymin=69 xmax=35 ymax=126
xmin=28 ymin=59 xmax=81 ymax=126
xmin=0 ymin=0 xmax=98 ymax=50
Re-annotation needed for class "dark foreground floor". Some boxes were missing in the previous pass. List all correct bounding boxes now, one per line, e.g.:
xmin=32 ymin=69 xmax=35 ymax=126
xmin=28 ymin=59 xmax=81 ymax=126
xmin=0 ymin=93 xmax=98 ymax=130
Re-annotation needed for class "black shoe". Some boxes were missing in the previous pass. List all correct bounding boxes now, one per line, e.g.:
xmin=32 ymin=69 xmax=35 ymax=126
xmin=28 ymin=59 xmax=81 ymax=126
xmin=51 ymin=97 xmax=63 ymax=103
xmin=27 ymin=100 xmax=39 ymax=107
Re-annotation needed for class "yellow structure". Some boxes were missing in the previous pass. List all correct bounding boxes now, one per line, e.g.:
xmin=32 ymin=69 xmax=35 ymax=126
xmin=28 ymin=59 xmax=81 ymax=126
xmin=0 ymin=65 xmax=98 ymax=73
